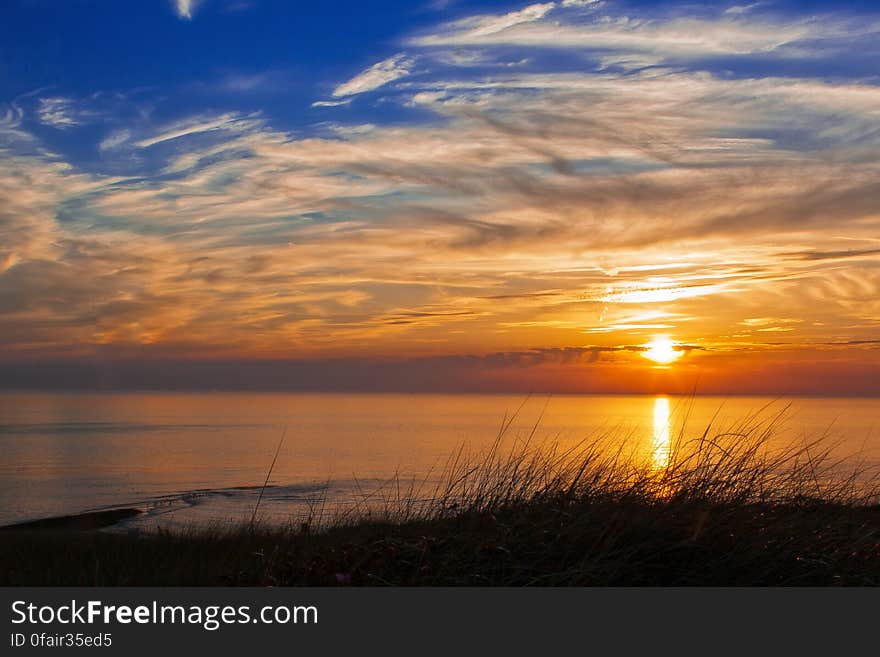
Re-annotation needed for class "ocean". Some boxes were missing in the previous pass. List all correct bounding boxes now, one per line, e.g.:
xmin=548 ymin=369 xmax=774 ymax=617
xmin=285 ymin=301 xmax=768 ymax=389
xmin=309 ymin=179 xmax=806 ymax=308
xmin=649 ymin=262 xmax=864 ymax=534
xmin=0 ymin=392 xmax=877 ymax=530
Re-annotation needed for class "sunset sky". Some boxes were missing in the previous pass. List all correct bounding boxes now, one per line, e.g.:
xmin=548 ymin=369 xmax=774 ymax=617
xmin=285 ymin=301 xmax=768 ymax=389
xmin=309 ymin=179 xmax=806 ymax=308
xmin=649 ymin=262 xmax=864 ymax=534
xmin=1 ymin=0 xmax=879 ymax=394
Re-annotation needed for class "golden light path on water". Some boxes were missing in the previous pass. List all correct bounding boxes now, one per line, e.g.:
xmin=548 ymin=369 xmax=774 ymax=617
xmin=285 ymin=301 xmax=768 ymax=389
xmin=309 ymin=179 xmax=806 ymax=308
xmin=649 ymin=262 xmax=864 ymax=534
xmin=652 ymin=397 xmax=672 ymax=471
xmin=0 ymin=393 xmax=879 ymax=529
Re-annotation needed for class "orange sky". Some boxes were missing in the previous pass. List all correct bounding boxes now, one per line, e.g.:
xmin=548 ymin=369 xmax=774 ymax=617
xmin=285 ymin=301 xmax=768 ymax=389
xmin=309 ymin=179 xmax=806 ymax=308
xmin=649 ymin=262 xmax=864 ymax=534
xmin=2 ymin=3 xmax=879 ymax=394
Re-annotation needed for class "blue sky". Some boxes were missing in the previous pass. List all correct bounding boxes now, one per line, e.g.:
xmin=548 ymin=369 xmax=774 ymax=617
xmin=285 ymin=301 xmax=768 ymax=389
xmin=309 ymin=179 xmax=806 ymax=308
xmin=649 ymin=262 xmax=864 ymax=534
xmin=2 ymin=1 xmax=880 ymax=393
xmin=4 ymin=0 xmax=878 ymax=158
xmin=2 ymin=1 xmax=533 ymax=138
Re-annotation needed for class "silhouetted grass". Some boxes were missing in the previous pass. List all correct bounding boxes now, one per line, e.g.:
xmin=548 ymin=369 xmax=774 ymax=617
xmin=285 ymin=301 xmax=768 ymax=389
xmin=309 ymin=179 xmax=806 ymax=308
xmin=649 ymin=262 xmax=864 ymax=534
xmin=2 ymin=403 xmax=878 ymax=585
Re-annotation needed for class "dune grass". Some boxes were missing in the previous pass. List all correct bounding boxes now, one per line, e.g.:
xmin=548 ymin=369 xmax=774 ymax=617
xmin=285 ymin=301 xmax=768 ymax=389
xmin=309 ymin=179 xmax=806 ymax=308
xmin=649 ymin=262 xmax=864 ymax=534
xmin=2 ymin=401 xmax=878 ymax=586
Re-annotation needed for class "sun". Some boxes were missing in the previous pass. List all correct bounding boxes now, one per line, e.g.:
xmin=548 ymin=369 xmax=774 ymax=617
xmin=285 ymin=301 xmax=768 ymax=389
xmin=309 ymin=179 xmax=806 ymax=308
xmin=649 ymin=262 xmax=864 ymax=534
xmin=642 ymin=336 xmax=682 ymax=364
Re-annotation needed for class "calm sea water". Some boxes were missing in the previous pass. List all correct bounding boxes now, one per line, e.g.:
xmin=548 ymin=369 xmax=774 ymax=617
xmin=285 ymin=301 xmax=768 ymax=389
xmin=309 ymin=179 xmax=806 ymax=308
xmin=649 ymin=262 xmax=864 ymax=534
xmin=0 ymin=392 xmax=877 ymax=529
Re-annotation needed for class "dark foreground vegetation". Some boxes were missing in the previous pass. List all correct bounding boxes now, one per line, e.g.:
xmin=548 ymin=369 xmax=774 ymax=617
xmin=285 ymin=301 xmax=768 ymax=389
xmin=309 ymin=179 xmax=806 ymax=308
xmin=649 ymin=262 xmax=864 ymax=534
xmin=2 ymin=406 xmax=879 ymax=586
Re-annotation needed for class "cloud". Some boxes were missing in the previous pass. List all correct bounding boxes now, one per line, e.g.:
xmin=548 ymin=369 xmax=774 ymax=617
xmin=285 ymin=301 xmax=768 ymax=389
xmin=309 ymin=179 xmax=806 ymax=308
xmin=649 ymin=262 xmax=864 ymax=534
xmin=0 ymin=253 xmax=19 ymax=274
xmin=133 ymin=112 xmax=262 ymax=148
xmin=215 ymin=72 xmax=271 ymax=92
xmin=174 ymin=0 xmax=202 ymax=20
xmin=409 ymin=3 xmax=868 ymax=64
xmin=37 ymin=97 xmax=81 ymax=129
xmin=311 ymin=98 xmax=353 ymax=108
xmin=98 ymin=129 xmax=131 ymax=152
xmin=457 ymin=2 xmax=556 ymax=38
xmin=331 ymin=54 xmax=417 ymax=98
xmin=785 ymin=248 xmax=880 ymax=262
xmin=2 ymin=2 xmax=880 ymax=394
xmin=0 ymin=102 xmax=25 ymax=133
xmin=725 ymin=3 xmax=761 ymax=16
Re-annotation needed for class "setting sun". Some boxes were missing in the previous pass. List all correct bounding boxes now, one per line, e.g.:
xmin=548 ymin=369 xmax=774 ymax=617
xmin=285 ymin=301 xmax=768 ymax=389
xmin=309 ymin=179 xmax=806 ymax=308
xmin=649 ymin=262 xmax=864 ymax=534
xmin=643 ymin=337 xmax=682 ymax=364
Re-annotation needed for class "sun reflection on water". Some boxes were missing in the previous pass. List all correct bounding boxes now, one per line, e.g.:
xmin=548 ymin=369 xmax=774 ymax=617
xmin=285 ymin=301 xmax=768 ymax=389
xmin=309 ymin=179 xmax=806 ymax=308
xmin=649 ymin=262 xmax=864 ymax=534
xmin=652 ymin=397 xmax=672 ymax=471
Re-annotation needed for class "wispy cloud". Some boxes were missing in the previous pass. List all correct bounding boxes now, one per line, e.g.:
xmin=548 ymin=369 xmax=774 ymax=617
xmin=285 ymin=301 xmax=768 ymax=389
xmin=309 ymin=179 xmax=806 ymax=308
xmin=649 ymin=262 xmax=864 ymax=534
xmin=37 ymin=97 xmax=81 ymax=129
xmin=98 ymin=129 xmax=131 ymax=152
xmin=409 ymin=2 xmax=868 ymax=64
xmin=453 ymin=2 xmax=556 ymax=38
xmin=133 ymin=113 xmax=262 ymax=148
xmin=311 ymin=98 xmax=353 ymax=108
xmin=331 ymin=53 xmax=417 ymax=98
xmin=725 ymin=3 xmax=762 ymax=16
